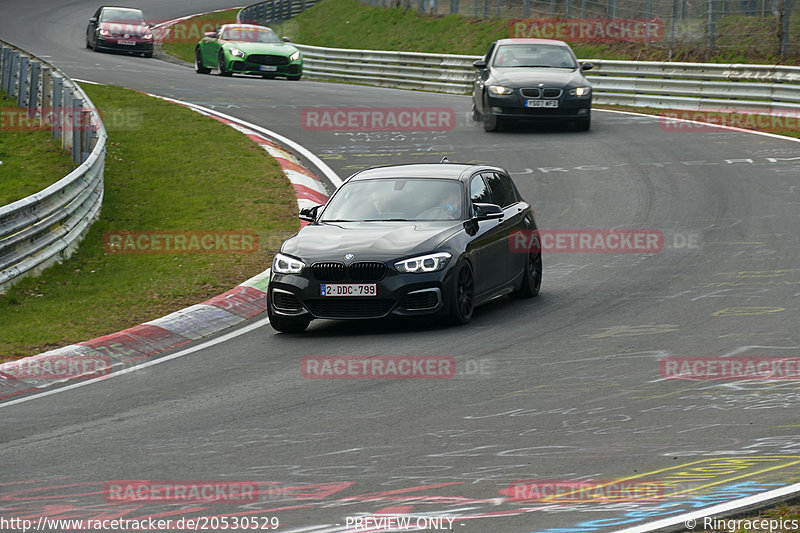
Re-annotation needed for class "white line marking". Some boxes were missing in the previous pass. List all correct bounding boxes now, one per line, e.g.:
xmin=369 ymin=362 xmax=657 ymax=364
xmin=0 ymin=317 xmax=270 ymax=409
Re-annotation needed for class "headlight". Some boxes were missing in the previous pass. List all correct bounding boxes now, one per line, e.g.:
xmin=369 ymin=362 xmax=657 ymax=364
xmin=488 ymin=85 xmax=514 ymax=95
xmin=273 ymin=253 xmax=305 ymax=274
xmin=143 ymin=31 xmax=153 ymax=40
xmin=569 ymin=86 xmax=591 ymax=96
xmin=289 ymin=51 xmax=300 ymax=61
xmin=99 ymin=29 xmax=110 ymax=37
xmin=229 ymin=47 xmax=245 ymax=58
xmin=395 ymin=252 xmax=452 ymax=274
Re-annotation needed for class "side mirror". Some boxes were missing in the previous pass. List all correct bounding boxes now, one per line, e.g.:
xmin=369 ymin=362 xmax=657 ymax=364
xmin=473 ymin=203 xmax=504 ymax=221
xmin=204 ymin=31 xmax=217 ymax=38
xmin=473 ymin=59 xmax=487 ymax=69
xmin=299 ymin=205 xmax=322 ymax=222
xmin=89 ymin=17 xmax=98 ymax=23
xmin=581 ymin=61 xmax=594 ymax=71
xmin=282 ymin=36 xmax=291 ymax=42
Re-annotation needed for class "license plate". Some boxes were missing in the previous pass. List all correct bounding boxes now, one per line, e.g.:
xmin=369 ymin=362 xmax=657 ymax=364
xmin=117 ymin=40 xmax=136 ymax=45
xmin=525 ymin=99 xmax=559 ymax=108
xmin=321 ymin=284 xmax=376 ymax=297
xmin=259 ymin=65 xmax=277 ymax=71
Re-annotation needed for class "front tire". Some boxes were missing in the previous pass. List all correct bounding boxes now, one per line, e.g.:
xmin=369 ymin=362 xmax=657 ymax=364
xmin=513 ymin=250 xmax=542 ymax=298
xmin=195 ymin=48 xmax=211 ymax=74
xmin=448 ymin=262 xmax=475 ymax=325
xmin=217 ymin=51 xmax=232 ymax=76
xmin=483 ymin=109 xmax=500 ymax=132
xmin=471 ymin=104 xmax=481 ymax=121
xmin=267 ymin=304 xmax=310 ymax=333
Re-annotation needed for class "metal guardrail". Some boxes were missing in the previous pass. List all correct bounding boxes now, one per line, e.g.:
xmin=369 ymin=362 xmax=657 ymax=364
xmin=295 ymin=43 xmax=800 ymax=113
xmin=0 ymin=40 xmax=106 ymax=293
xmin=237 ymin=0 xmax=318 ymax=26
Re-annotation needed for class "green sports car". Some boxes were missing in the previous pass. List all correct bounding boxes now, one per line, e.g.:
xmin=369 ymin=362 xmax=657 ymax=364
xmin=195 ymin=24 xmax=302 ymax=80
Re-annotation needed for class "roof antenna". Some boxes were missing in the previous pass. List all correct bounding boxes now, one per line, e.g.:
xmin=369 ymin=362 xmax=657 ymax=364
xmin=440 ymin=157 xmax=450 ymax=163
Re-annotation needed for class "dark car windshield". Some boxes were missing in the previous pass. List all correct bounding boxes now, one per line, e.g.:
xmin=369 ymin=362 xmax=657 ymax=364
xmin=493 ymin=44 xmax=577 ymax=68
xmin=100 ymin=9 xmax=146 ymax=24
xmin=222 ymin=27 xmax=280 ymax=43
xmin=320 ymin=178 xmax=464 ymax=222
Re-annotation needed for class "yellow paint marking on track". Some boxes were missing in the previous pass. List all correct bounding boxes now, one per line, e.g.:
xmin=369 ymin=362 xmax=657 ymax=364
xmin=713 ymin=307 xmax=785 ymax=316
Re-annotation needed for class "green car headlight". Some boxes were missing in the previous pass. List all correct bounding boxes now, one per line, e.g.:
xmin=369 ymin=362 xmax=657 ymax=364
xmin=229 ymin=47 xmax=245 ymax=58
xmin=290 ymin=50 xmax=300 ymax=62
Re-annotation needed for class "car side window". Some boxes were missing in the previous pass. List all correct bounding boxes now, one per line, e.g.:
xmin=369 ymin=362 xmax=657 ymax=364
xmin=483 ymin=42 xmax=496 ymax=63
xmin=470 ymin=175 xmax=493 ymax=215
xmin=483 ymin=172 xmax=516 ymax=208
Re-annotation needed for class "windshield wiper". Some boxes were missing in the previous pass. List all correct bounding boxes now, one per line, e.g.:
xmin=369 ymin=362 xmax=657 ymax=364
xmin=363 ymin=218 xmax=410 ymax=221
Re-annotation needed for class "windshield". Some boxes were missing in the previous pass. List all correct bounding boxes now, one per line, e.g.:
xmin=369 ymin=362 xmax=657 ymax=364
xmin=223 ymin=27 xmax=280 ymax=43
xmin=101 ymin=9 xmax=146 ymax=24
xmin=493 ymin=44 xmax=577 ymax=68
xmin=320 ymin=178 xmax=464 ymax=222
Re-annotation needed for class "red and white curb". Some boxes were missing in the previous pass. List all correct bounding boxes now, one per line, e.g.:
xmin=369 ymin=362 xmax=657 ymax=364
xmin=0 ymin=95 xmax=337 ymax=402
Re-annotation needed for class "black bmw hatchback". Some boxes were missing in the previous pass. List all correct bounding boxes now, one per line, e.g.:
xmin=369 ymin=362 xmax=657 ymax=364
xmin=267 ymin=162 xmax=541 ymax=333
xmin=472 ymin=38 xmax=593 ymax=131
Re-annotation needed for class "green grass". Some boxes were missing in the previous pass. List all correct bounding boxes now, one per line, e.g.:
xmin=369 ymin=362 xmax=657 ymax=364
xmin=0 ymin=84 xmax=297 ymax=359
xmin=0 ymin=91 xmax=74 ymax=205
xmin=160 ymin=9 xmax=239 ymax=63
xmin=270 ymin=0 xmax=799 ymax=63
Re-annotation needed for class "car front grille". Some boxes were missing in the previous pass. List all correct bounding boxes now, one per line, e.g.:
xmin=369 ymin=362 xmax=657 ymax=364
xmin=312 ymin=262 xmax=347 ymax=281
xmin=520 ymin=88 xmax=562 ymax=98
xmin=247 ymin=54 xmax=289 ymax=66
xmin=312 ymin=262 xmax=386 ymax=281
xmin=349 ymin=262 xmax=386 ymax=281
xmin=305 ymin=298 xmax=395 ymax=319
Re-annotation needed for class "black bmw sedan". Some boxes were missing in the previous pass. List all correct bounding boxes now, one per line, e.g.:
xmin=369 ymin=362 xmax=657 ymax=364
xmin=267 ymin=162 xmax=541 ymax=333
xmin=472 ymin=38 xmax=593 ymax=131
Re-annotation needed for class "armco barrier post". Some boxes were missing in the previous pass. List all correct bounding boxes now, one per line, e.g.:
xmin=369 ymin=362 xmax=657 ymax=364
xmin=72 ymin=96 xmax=82 ymax=164
xmin=62 ymin=85 xmax=73 ymax=152
xmin=17 ymin=56 xmax=29 ymax=108
xmin=0 ymin=47 xmax=7 ymax=93
xmin=52 ymin=74 xmax=62 ymax=139
xmin=41 ymin=66 xmax=52 ymax=125
xmin=29 ymin=60 xmax=40 ymax=116
xmin=8 ymin=50 xmax=19 ymax=99
xmin=81 ymin=107 xmax=91 ymax=162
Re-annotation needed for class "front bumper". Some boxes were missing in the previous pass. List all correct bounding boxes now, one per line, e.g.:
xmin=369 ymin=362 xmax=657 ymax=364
xmin=487 ymin=92 xmax=591 ymax=120
xmin=96 ymin=37 xmax=153 ymax=53
xmin=228 ymin=57 xmax=302 ymax=77
xmin=269 ymin=264 xmax=455 ymax=320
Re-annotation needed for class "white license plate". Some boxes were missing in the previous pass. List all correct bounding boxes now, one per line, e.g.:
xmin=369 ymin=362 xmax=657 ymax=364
xmin=321 ymin=284 xmax=376 ymax=297
xmin=525 ymin=99 xmax=559 ymax=108
xmin=117 ymin=40 xmax=136 ymax=45
xmin=259 ymin=65 xmax=277 ymax=71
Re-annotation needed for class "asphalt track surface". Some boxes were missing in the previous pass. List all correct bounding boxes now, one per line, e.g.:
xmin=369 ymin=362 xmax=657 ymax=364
xmin=2 ymin=2 xmax=800 ymax=532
